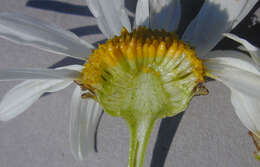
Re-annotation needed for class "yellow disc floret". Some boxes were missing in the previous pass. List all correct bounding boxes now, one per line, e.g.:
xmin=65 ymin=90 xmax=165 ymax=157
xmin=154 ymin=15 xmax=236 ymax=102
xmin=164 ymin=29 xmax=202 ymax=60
xmin=81 ymin=27 xmax=205 ymax=91
xmin=78 ymin=27 xmax=207 ymax=167
xmin=79 ymin=27 xmax=206 ymax=118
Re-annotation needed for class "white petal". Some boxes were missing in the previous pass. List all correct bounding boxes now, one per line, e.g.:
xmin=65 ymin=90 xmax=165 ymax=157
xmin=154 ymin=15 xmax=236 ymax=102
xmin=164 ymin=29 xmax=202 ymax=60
xmin=96 ymin=16 xmax=114 ymax=38
xmin=230 ymin=89 xmax=258 ymax=135
xmin=206 ymin=51 xmax=260 ymax=137
xmin=231 ymin=1 xmax=258 ymax=28
xmin=0 ymin=13 xmax=94 ymax=60
xmin=230 ymin=89 xmax=260 ymax=136
xmin=149 ymin=0 xmax=181 ymax=31
xmin=0 ymin=80 xmax=72 ymax=121
xmin=182 ymin=0 xmax=257 ymax=57
xmin=224 ymin=33 xmax=260 ymax=65
xmin=86 ymin=0 xmax=131 ymax=38
xmin=204 ymin=57 xmax=260 ymax=99
xmin=205 ymin=50 xmax=259 ymax=74
xmin=134 ymin=0 xmax=150 ymax=28
xmin=206 ymin=51 xmax=260 ymax=139
xmin=70 ymin=86 xmax=103 ymax=160
xmin=56 ymin=64 xmax=84 ymax=72
xmin=0 ymin=68 xmax=80 ymax=81
xmin=0 ymin=65 xmax=83 ymax=121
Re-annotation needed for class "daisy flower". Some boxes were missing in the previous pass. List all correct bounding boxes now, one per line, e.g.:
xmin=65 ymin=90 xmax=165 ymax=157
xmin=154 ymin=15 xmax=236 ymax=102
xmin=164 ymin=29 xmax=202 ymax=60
xmin=0 ymin=0 xmax=259 ymax=167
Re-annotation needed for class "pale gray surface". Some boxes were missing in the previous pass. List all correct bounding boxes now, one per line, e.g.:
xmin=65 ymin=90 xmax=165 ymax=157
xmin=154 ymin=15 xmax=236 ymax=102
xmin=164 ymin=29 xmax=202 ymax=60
xmin=0 ymin=0 xmax=259 ymax=167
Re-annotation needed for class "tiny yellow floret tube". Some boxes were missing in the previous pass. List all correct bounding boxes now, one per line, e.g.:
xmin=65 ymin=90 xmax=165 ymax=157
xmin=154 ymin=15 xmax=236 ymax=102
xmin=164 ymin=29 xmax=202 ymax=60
xmin=77 ymin=27 xmax=207 ymax=167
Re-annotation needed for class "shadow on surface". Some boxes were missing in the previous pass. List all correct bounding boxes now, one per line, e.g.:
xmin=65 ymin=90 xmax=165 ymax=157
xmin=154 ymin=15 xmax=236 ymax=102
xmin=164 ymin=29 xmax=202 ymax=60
xmin=94 ymin=111 xmax=104 ymax=152
xmin=125 ymin=0 xmax=137 ymax=14
xmin=69 ymin=25 xmax=102 ymax=37
xmin=26 ymin=0 xmax=103 ymax=38
xmin=150 ymin=112 xmax=184 ymax=167
xmin=26 ymin=0 xmax=93 ymax=16
xmin=177 ymin=0 xmax=204 ymax=35
xmin=49 ymin=57 xmax=84 ymax=69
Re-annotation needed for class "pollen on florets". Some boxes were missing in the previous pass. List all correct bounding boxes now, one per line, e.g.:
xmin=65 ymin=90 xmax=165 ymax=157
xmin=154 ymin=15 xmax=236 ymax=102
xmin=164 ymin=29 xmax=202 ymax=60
xmin=76 ymin=27 xmax=207 ymax=167
xmin=80 ymin=27 xmax=205 ymax=90
xmin=79 ymin=27 xmax=206 ymax=118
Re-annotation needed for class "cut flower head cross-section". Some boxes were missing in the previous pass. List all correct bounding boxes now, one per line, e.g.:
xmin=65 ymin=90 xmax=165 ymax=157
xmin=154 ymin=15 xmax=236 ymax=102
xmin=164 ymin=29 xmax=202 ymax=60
xmin=0 ymin=0 xmax=259 ymax=166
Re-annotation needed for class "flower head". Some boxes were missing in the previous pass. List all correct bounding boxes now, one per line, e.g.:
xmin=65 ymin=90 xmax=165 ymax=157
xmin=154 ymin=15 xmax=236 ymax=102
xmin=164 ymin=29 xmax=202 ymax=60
xmin=80 ymin=27 xmax=205 ymax=118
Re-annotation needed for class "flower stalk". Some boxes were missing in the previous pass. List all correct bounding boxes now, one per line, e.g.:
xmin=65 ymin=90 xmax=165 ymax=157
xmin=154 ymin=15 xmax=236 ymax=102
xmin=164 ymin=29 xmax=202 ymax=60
xmin=126 ymin=115 xmax=156 ymax=167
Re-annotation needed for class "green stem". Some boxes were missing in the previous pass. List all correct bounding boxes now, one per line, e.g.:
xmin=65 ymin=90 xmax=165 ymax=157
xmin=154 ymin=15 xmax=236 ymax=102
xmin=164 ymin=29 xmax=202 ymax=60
xmin=126 ymin=116 xmax=156 ymax=167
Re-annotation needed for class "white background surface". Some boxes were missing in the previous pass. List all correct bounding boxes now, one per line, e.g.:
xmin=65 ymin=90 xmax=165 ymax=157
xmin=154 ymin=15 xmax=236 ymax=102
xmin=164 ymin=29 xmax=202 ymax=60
xmin=0 ymin=0 xmax=259 ymax=167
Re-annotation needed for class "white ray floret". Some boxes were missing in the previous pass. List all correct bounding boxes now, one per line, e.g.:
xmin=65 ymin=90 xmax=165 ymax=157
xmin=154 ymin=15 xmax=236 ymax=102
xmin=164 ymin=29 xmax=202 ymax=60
xmin=86 ymin=0 xmax=131 ymax=37
xmin=134 ymin=0 xmax=150 ymax=28
xmin=204 ymin=56 xmax=260 ymax=99
xmin=182 ymin=0 xmax=258 ymax=57
xmin=224 ymin=33 xmax=260 ymax=65
xmin=135 ymin=0 xmax=181 ymax=31
xmin=0 ymin=13 xmax=94 ymax=60
xmin=0 ymin=80 xmax=72 ymax=121
xmin=231 ymin=89 xmax=260 ymax=137
xmin=149 ymin=0 xmax=181 ymax=31
xmin=0 ymin=65 xmax=83 ymax=121
xmin=0 ymin=68 xmax=80 ymax=81
xmin=70 ymin=86 xmax=103 ymax=160
xmin=205 ymin=50 xmax=260 ymax=138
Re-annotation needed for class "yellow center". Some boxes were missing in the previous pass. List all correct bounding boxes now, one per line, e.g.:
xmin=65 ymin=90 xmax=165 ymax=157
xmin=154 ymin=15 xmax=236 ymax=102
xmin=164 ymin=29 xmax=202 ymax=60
xmin=80 ymin=27 xmax=205 ymax=91
xmin=77 ymin=27 xmax=207 ymax=167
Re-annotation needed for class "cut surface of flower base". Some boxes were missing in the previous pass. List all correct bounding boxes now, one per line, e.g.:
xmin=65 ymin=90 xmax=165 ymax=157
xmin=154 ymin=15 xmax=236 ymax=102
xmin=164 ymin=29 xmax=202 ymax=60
xmin=80 ymin=27 xmax=205 ymax=119
xmin=77 ymin=27 xmax=207 ymax=167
